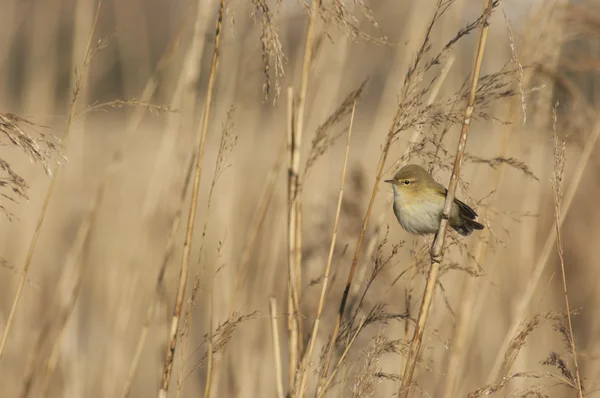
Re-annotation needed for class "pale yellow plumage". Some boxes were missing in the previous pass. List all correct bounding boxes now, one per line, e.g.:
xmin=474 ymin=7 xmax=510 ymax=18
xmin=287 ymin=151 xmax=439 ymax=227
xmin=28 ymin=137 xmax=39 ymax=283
xmin=385 ymin=164 xmax=484 ymax=236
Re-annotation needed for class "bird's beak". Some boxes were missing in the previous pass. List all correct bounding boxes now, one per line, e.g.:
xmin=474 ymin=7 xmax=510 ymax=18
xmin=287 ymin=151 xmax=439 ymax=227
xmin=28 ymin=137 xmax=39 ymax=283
xmin=384 ymin=179 xmax=396 ymax=185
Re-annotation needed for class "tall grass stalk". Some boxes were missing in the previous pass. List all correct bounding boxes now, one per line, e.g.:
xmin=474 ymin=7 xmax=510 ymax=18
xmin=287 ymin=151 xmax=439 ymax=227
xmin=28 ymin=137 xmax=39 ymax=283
xmin=269 ymin=297 xmax=285 ymax=398
xmin=157 ymin=1 xmax=224 ymax=396
xmin=399 ymin=1 xmax=495 ymax=396
xmin=286 ymin=84 xmax=302 ymax=395
xmin=297 ymin=101 xmax=356 ymax=397
xmin=319 ymin=0 xmax=451 ymax=387
xmin=551 ymin=103 xmax=583 ymax=398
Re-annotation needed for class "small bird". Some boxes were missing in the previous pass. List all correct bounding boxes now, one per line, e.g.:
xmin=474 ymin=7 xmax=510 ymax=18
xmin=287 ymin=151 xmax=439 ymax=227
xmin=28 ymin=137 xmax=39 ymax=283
xmin=384 ymin=164 xmax=484 ymax=236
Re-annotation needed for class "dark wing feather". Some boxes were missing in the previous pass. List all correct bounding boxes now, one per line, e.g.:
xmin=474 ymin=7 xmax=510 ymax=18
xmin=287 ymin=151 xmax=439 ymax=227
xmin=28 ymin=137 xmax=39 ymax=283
xmin=443 ymin=188 xmax=478 ymax=219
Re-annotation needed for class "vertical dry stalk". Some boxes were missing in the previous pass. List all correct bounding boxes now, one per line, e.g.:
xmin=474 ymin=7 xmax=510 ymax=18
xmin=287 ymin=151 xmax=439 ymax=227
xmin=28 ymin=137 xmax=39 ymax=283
xmin=399 ymin=1 xmax=495 ymax=396
xmin=204 ymin=291 xmax=214 ymax=398
xmin=291 ymin=0 xmax=320 ymax=373
xmin=551 ymin=105 xmax=583 ymax=398
xmin=445 ymin=3 xmax=557 ymax=389
xmin=318 ymin=1 xmax=451 ymax=385
xmin=120 ymin=154 xmax=195 ymax=398
xmin=0 ymin=0 xmax=103 ymax=360
xmin=286 ymin=85 xmax=302 ymax=395
xmin=297 ymin=102 xmax=356 ymax=397
xmin=269 ymin=297 xmax=285 ymax=398
xmin=488 ymin=112 xmax=600 ymax=382
xmin=443 ymin=22 xmax=529 ymax=393
xmin=158 ymin=2 xmax=224 ymax=396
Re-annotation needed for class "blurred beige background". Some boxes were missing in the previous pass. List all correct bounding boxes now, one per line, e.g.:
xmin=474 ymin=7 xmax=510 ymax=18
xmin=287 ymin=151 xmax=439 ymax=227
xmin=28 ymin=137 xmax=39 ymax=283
xmin=0 ymin=0 xmax=598 ymax=397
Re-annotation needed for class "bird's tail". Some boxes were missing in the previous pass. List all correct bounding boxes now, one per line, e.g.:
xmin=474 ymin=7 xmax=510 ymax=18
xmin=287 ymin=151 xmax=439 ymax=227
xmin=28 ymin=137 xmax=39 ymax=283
xmin=452 ymin=219 xmax=484 ymax=236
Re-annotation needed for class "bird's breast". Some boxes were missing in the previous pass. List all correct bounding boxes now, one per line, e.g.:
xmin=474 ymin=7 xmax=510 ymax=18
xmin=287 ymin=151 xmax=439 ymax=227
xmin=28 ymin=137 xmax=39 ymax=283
xmin=392 ymin=190 xmax=444 ymax=235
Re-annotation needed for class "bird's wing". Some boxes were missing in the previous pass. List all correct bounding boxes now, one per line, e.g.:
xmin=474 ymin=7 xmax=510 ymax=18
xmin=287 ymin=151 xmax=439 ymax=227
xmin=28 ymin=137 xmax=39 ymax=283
xmin=438 ymin=187 xmax=478 ymax=219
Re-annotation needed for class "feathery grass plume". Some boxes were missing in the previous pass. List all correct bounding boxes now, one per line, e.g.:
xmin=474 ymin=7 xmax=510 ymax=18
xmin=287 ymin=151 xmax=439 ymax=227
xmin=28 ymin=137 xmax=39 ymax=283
xmin=316 ymin=0 xmax=386 ymax=44
xmin=0 ymin=113 xmax=59 ymax=217
xmin=465 ymin=155 xmax=539 ymax=181
xmin=351 ymin=331 xmax=387 ymax=397
xmin=501 ymin=5 xmax=527 ymax=125
xmin=185 ymin=311 xmax=259 ymax=377
xmin=541 ymin=352 xmax=583 ymax=391
xmin=499 ymin=314 xmax=541 ymax=378
xmin=251 ymin=0 xmax=285 ymax=102
xmin=81 ymin=99 xmax=176 ymax=115
xmin=467 ymin=372 xmax=569 ymax=398
xmin=303 ymin=80 xmax=366 ymax=178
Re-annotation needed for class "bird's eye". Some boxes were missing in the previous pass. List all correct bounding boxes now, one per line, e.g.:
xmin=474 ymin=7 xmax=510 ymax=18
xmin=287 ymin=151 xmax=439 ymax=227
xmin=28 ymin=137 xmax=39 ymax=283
xmin=403 ymin=180 xmax=410 ymax=185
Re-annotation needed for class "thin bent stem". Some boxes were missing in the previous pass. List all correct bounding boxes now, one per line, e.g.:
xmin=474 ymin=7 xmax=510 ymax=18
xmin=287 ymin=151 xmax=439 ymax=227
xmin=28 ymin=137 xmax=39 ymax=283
xmin=158 ymin=2 xmax=224 ymax=396
xmin=0 ymin=0 xmax=103 ymax=360
xmin=297 ymin=102 xmax=356 ymax=397
xmin=399 ymin=1 xmax=495 ymax=396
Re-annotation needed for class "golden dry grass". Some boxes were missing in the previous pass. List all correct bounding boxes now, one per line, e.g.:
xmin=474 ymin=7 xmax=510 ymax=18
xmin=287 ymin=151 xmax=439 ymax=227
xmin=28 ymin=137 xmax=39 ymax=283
xmin=0 ymin=0 xmax=599 ymax=397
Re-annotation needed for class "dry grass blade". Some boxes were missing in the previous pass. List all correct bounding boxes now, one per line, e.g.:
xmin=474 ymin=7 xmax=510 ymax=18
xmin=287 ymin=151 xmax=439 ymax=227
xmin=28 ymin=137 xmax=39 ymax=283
xmin=286 ymin=85 xmax=302 ymax=396
xmin=120 ymin=153 xmax=195 ymax=398
xmin=288 ymin=2 xmax=320 ymax=387
xmin=157 ymin=1 xmax=225 ymax=396
xmin=0 ymin=0 xmax=103 ymax=360
xmin=551 ymin=102 xmax=583 ymax=397
xmin=269 ymin=297 xmax=285 ymax=398
xmin=297 ymin=101 xmax=356 ymax=398
xmin=0 ymin=113 xmax=57 ymax=177
xmin=399 ymin=1 xmax=496 ymax=396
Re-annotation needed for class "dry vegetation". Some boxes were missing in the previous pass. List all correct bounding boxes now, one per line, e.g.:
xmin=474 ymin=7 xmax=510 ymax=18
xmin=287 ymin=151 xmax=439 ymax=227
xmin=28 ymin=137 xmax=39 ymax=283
xmin=0 ymin=0 xmax=599 ymax=397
